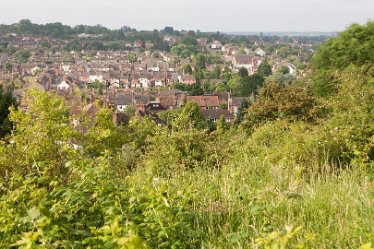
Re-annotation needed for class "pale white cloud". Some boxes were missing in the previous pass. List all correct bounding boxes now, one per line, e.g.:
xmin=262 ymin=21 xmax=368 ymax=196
xmin=2 ymin=0 xmax=373 ymax=31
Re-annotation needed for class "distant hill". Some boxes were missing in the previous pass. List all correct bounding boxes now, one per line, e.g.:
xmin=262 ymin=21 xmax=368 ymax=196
xmin=226 ymin=31 xmax=338 ymax=37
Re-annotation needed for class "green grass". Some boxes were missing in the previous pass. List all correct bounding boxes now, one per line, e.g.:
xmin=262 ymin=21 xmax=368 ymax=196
xmin=131 ymin=153 xmax=374 ymax=248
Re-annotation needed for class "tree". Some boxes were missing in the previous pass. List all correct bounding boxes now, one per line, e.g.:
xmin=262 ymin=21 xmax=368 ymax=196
xmin=128 ymin=53 xmax=138 ymax=63
xmin=216 ymin=115 xmax=229 ymax=133
xmin=4 ymin=63 xmax=12 ymax=74
xmin=249 ymin=80 xmax=316 ymax=122
xmin=0 ymin=85 xmax=17 ymax=138
xmin=41 ymin=41 xmax=52 ymax=49
xmin=173 ymin=102 xmax=208 ymax=130
xmin=278 ymin=65 xmax=290 ymax=75
xmin=257 ymin=61 xmax=272 ymax=77
xmin=238 ymin=74 xmax=264 ymax=96
xmin=18 ymin=19 xmax=33 ymax=33
xmin=311 ymin=21 xmax=374 ymax=97
xmin=181 ymin=36 xmax=197 ymax=46
xmin=66 ymin=39 xmax=82 ymax=51
xmin=182 ymin=64 xmax=193 ymax=74
xmin=212 ymin=66 xmax=221 ymax=79
xmin=163 ymin=26 xmax=174 ymax=35
xmin=234 ymin=100 xmax=250 ymax=125
xmin=16 ymin=49 xmax=31 ymax=63
xmin=195 ymin=54 xmax=206 ymax=70
xmin=238 ymin=67 xmax=249 ymax=78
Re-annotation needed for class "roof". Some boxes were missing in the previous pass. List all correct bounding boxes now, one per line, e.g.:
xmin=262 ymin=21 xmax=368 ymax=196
xmin=230 ymin=97 xmax=249 ymax=106
xmin=157 ymin=95 xmax=176 ymax=107
xmin=134 ymin=95 xmax=150 ymax=105
xmin=187 ymin=96 xmax=219 ymax=107
xmin=182 ymin=74 xmax=196 ymax=82
xmin=234 ymin=55 xmax=254 ymax=64
xmin=201 ymin=109 xmax=235 ymax=120
xmin=115 ymin=94 xmax=133 ymax=105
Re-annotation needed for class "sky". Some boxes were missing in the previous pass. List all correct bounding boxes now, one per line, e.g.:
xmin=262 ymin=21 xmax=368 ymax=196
xmin=2 ymin=0 xmax=373 ymax=32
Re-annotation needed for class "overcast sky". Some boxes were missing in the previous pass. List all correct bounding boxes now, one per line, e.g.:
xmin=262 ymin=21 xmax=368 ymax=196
xmin=2 ymin=0 xmax=373 ymax=32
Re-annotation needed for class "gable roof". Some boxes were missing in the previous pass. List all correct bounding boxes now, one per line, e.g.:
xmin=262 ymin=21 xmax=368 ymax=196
xmin=201 ymin=109 xmax=235 ymax=120
xmin=187 ymin=96 xmax=219 ymax=107
xmin=115 ymin=94 xmax=133 ymax=105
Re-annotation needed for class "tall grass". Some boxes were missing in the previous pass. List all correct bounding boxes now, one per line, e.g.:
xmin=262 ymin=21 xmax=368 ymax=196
xmin=131 ymin=151 xmax=373 ymax=248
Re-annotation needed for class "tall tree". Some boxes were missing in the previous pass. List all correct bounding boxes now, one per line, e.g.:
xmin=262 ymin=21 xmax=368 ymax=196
xmin=238 ymin=67 xmax=249 ymax=78
xmin=0 ymin=86 xmax=17 ymax=138
xmin=311 ymin=21 xmax=374 ymax=97
xmin=257 ymin=61 xmax=272 ymax=77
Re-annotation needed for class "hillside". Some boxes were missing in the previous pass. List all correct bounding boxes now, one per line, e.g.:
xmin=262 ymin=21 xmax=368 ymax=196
xmin=0 ymin=22 xmax=373 ymax=248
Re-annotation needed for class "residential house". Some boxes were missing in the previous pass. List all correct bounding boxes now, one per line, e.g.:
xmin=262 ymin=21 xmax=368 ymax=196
xmin=255 ymin=48 xmax=266 ymax=57
xmin=114 ymin=94 xmax=133 ymax=112
xmin=187 ymin=95 xmax=220 ymax=109
xmin=145 ymin=41 xmax=154 ymax=49
xmin=133 ymin=40 xmax=143 ymax=48
xmin=201 ymin=109 xmax=235 ymax=123
xmin=180 ymin=74 xmax=196 ymax=85
xmin=210 ymin=40 xmax=223 ymax=49
xmin=145 ymin=101 xmax=167 ymax=113
xmin=228 ymin=96 xmax=250 ymax=116
xmin=57 ymin=80 xmax=70 ymax=90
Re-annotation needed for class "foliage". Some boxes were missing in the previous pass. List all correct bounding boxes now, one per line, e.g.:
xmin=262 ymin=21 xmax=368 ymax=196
xmin=238 ymin=67 xmax=249 ymax=78
xmin=277 ymin=65 xmax=290 ymax=75
xmin=16 ymin=49 xmax=32 ymax=63
xmin=257 ymin=61 xmax=272 ymax=77
xmin=128 ymin=53 xmax=138 ymax=63
xmin=172 ymin=102 xmax=209 ymax=131
xmin=0 ymin=85 xmax=17 ymax=138
xmin=182 ymin=64 xmax=193 ymax=74
xmin=249 ymin=80 xmax=317 ymax=122
xmin=170 ymin=44 xmax=196 ymax=58
xmin=311 ymin=21 xmax=374 ymax=97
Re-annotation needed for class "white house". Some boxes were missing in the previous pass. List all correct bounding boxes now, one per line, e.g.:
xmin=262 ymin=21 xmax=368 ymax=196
xmin=255 ymin=48 xmax=266 ymax=57
xmin=89 ymin=74 xmax=103 ymax=83
xmin=288 ymin=64 xmax=297 ymax=76
xmin=57 ymin=80 xmax=70 ymax=90
xmin=210 ymin=40 xmax=222 ymax=49
xmin=154 ymin=80 xmax=165 ymax=87
xmin=139 ymin=77 xmax=149 ymax=89
xmin=62 ymin=65 xmax=71 ymax=73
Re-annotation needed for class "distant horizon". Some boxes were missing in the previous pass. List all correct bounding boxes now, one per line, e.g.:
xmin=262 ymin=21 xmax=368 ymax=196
xmin=0 ymin=20 xmax=343 ymax=35
xmin=2 ymin=0 xmax=373 ymax=33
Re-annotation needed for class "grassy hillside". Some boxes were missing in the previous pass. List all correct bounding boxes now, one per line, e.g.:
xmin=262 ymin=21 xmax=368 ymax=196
xmin=0 ymin=22 xmax=373 ymax=248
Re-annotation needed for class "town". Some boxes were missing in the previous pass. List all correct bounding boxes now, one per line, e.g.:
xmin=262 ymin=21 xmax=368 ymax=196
xmin=0 ymin=20 xmax=328 ymax=127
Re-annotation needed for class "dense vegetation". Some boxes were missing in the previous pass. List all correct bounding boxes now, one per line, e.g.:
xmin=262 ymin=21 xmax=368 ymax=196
xmin=0 ymin=22 xmax=373 ymax=248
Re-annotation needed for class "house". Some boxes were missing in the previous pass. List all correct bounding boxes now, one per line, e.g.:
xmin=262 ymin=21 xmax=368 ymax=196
xmin=180 ymin=74 xmax=196 ymax=85
xmin=145 ymin=101 xmax=167 ymax=113
xmin=201 ymin=109 xmax=235 ymax=123
xmin=232 ymin=55 xmax=259 ymax=74
xmin=187 ymin=96 xmax=220 ymax=109
xmin=134 ymin=95 xmax=151 ymax=106
xmin=197 ymin=38 xmax=208 ymax=46
xmin=210 ymin=40 xmax=222 ymax=49
xmin=57 ymin=80 xmax=70 ymax=90
xmin=228 ymin=97 xmax=250 ymax=116
xmin=133 ymin=40 xmax=143 ymax=48
xmin=89 ymin=73 xmax=103 ymax=83
xmin=145 ymin=41 xmax=154 ymax=49
xmin=233 ymin=55 xmax=254 ymax=69
xmin=156 ymin=95 xmax=177 ymax=109
xmin=255 ymin=48 xmax=266 ymax=57
xmin=114 ymin=94 xmax=133 ymax=112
